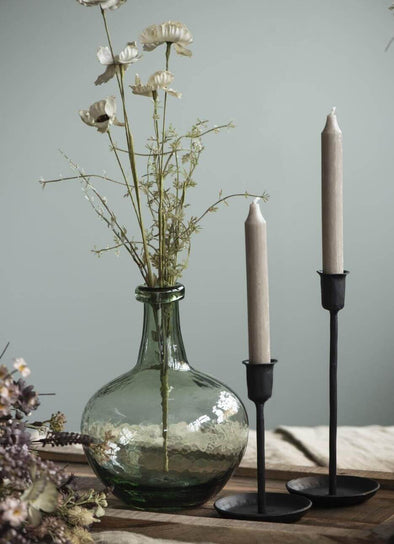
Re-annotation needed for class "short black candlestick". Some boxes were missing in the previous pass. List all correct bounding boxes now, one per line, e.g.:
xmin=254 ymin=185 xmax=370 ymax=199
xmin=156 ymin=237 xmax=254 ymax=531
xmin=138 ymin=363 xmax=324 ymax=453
xmin=286 ymin=271 xmax=380 ymax=507
xmin=244 ymin=360 xmax=274 ymax=514
xmin=214 ymin=360 xmax=312 ymax=522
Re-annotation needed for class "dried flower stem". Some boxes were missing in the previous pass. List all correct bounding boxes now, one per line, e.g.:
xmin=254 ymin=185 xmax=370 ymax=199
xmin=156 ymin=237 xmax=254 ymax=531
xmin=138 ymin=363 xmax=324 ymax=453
xmin=0 ymin=341 xmax=10 ymax=360
xmin=92 ymin=243 xmax=123 ymax=256
xmin=195 ymin=191 xmax=269 ymax=225
xmin=101 ymin=7 xmax=154 ymax=285
xmin=157 ymin=43 xmax=172 ymax=285
xmin=41 ymin=174 xmax=126 ymax=187
xmin=63 ymin=153 xmax=147 ymax=276
xmin=106 ymin=131 xmax=138 ymax=218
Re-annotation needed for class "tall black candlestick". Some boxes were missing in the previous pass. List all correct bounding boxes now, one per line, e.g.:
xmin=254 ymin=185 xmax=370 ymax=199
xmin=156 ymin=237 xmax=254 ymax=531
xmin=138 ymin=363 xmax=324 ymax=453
xmin=286 ymin=271 xmax=380 ymax=507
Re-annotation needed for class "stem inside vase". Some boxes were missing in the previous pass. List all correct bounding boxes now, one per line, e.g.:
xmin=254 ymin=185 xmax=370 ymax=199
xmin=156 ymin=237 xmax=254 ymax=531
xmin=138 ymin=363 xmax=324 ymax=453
xmin=153 ymin=302 xmax=172 ymax=472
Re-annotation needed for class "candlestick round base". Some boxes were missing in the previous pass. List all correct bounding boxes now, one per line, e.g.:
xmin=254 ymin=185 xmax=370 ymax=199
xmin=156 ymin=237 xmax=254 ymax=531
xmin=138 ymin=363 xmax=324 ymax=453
xmin=214 ymin=492 xmax=312 ymax=523
xmin=286 ymin=475 xmax=379 ymax=508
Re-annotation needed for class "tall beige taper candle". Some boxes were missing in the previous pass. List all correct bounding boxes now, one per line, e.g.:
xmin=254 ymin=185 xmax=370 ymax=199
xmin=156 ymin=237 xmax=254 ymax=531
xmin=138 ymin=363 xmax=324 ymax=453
xmin=245 ymin=199 xmax=270 ymax=364
xmin=322 ymin=107 xmax=344 ymax=274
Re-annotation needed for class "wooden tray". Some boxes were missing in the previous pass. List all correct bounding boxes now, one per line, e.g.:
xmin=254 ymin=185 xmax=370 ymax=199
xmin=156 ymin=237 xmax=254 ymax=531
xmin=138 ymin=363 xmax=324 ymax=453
xmin=41 ymin=449 xmax=394 ymax=543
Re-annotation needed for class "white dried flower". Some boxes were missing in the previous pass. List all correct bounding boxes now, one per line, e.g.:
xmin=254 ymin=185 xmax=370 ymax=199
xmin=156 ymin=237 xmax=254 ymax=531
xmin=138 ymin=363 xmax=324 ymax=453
xmin=192 ymin=140 xmax=203 ymax=152
xmin=1 ymin=497 xmax=28 ymax=527
xmin=66 ymin=505 xmax=97 ymax=527
xmin=140 ymin=21 xmax=192 ymax=56
xmin=131 ymin=71 xmax=181 ymax=99
xmin=0 ymin=384 xmax=10 ymax=399
xmin=21 ymin=470 xmax=58 ymax=527
xmin=95 ymin=42 xmax=141 ymax=85
xmin=76 ymin=0 xmax=126 ymax=10
xmin=79 ymin=96 xmax=124 ymax=133
xmin=13 ymin=358 xmax=30 ymax=378
xmin=67 ymin=526 xmax=94 ymax=544
xmin=95 ymin=504 xmax=106 ymax=517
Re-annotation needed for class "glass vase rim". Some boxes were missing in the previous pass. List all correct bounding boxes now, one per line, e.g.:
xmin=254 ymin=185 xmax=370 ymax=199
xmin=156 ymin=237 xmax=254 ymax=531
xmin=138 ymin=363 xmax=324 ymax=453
xmin=135 ymin=283 xmax=185 ymax=303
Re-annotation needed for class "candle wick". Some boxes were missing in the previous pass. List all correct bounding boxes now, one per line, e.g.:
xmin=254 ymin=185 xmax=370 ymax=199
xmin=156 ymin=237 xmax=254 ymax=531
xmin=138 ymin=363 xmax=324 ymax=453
xmin=330 ymin=106 xmax=336 ymax=115
xmin=253 ymin=197 xmax=261 ymax=204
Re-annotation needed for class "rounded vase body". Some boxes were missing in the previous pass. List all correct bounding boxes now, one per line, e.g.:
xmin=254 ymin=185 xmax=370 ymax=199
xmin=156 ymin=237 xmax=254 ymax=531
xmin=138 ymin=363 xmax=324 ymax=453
xmin=81 ymin=285 xmax=248 ymax=510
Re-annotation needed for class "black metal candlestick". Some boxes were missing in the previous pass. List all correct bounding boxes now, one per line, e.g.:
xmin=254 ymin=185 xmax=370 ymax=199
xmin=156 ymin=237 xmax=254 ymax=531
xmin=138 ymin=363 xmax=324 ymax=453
xmin=214 ymin=360 xmax=312 ymax=522
xmin=286 ymin=272 xmax=380 ymax=507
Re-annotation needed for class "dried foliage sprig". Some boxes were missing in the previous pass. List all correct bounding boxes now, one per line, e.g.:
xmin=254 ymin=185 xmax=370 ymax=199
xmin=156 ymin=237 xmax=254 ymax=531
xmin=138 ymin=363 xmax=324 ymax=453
xmin=40 ymin=4 xmax=269 ymax=288
xmin=0 ymin=347 xmax=108 ymax=544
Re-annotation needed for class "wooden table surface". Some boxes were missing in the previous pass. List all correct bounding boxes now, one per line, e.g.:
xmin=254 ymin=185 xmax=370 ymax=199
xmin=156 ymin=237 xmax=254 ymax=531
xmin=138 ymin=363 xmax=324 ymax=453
xmin=40 ymin=449 xmax=394 ymax=543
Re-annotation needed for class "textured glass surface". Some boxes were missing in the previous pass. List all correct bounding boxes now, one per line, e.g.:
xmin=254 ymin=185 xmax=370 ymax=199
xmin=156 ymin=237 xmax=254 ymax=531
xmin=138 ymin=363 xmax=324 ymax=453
xmin=81 ymin=285 xmax=248 ymax=510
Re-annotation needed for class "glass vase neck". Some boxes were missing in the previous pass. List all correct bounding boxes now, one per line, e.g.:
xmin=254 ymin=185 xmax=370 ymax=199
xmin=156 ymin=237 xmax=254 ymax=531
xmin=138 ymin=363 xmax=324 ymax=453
xmin=135 ymin=284 xmax=185 ymax=304
xmin=135 ymin=284 xmax=189 ymax=371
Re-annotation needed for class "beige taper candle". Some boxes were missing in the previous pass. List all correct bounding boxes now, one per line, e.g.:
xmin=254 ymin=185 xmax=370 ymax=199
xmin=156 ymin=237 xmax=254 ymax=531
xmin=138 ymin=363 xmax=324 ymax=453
xmin=322 ymin=107 xmax=344 ymax=274
xmin=245 ymin=199 xmax=270 ymax=364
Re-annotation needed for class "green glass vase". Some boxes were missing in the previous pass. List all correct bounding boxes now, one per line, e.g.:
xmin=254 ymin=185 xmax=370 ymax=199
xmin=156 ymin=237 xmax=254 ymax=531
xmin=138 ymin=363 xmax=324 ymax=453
xmin=81 ymin=284 xmax=248 ymax=510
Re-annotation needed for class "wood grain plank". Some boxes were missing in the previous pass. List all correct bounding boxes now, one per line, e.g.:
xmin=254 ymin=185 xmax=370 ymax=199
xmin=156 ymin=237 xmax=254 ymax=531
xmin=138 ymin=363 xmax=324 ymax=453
xmin=36 ymin=449 xmax=86 ymax=463
xmin=41 ymin=451 xmax=394 ymax=543
xmin=371 ymin=513 xmax=394 ymax=542
xmin=95 ymin=508 xmax=377 ymax=544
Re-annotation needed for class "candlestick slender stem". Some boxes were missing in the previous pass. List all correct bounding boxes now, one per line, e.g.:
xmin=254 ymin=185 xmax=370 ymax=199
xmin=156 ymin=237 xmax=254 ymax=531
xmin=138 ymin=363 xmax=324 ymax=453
xmin=329 ymin=310 xmax=338 ymax=495
xmin=256 ymin=402 xmax=266 ymax=513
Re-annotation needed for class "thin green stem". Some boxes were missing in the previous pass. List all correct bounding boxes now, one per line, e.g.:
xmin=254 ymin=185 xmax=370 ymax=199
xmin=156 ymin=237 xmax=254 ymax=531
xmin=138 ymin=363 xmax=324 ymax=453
xmin=157 ymin=43 xmax=172 ymax=285
xmin=160 ymin=305 xmax=170 ymax=472
xmin=107 ymin=131 xmax=139 ymax=220
xmin=150 ymin=304 xmax=170 ymax=472
xmin=100 ymin=7 xmax=122 ymax=90
xmin=88 ymin=182 xmax=147 ymax=274
xmin=173 ymin=149 xmax=181 ymax=271
xmin=144 ymin=152 xmax=158 ymax=222
xmin=100 ymin=8 xmax=154 ymax=286
xmin=119 ymin=67 xmax=154 ymax=285
xmin=195 ymin=192 xmax=269 ymax=224
xmin=92 ymin=243 xmax=123 ymax=255
xmin=66 ymin=159 xmax=148 ymax=278
xmin=152 ymin=92 xmax=163 ymax=281
xmin=186 ymin=123 xmax=234 ymax=139
xmin=116 ymin=148 xmax=179 ymax=157
xmin=0 ymin=342 xmax=10 ymax=360
xmin=41 ymin=174 xmax=126 ymax=187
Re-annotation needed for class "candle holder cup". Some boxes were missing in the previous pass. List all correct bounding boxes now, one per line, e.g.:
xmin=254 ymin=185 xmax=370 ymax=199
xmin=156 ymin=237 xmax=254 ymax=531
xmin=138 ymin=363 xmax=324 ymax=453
xmin=286 ymin=271 xmax=380 ymax=507
xmin=214 ymin=360 xmax=312 ymax=522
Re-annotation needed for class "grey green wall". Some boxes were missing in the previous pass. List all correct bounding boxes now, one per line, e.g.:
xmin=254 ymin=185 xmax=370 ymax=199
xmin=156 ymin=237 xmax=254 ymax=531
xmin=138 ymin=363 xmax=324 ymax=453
xmin=1 ymin=0 xmax=393 ymax=432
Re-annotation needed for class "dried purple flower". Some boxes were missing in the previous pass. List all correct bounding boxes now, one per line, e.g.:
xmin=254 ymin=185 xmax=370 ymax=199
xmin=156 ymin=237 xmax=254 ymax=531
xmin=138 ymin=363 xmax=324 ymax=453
xmin=14 ymin=379 xmax=40 ymax=416
xmin=0 ymin=364 xmax=9 ymax=380
xmin=0 ymin=398 xmax=10 ymax=418
xmin=0 ymin=419 xmax=31 ymax=447
xmin=0 ymin=529 xmax=31 ymax=544
xmin=30 ymin=515 xmax=70 ymax=543
xmin=0 ymin=358 xmax=108 ymax=542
